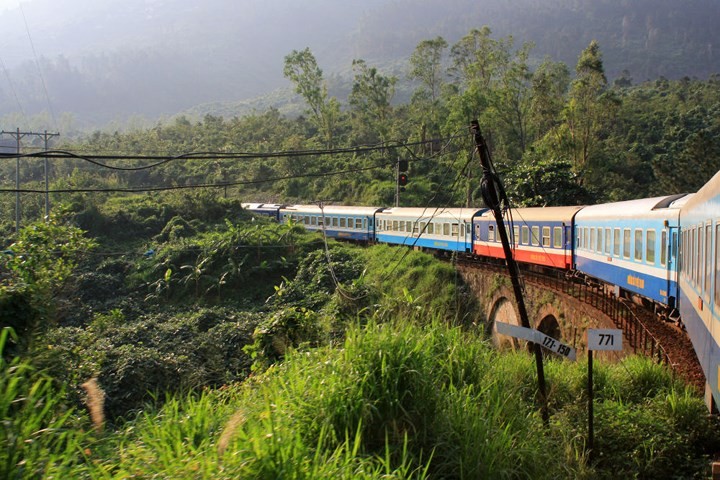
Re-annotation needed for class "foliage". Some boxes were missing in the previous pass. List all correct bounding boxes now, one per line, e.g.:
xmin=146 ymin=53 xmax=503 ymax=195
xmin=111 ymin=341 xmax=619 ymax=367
xmin=36 ymin=308 xmax=260 ymax=420
xmin=0 ymin=328 xmax=90 ymax=478
xmin=45 ymin=319 xmax=719 ymax=479
xmin=0 ymin=214 xmax=97 ymax=346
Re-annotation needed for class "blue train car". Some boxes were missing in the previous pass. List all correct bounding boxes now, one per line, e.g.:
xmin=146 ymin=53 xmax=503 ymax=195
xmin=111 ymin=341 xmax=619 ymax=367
xmin=241 ymin=203 xmax=285 ymax=221
xmin=279 ymin=205 xmax=384 ymax=241
xmin=375 ymin=207 xmax=485 ymax=252
xmin=574 ymin=194 xmax=690 ymax=306
xmin=473 ymin=206 xmax=582 ymax=270
xmin=678 ymin=171 xmax=720 ymax=409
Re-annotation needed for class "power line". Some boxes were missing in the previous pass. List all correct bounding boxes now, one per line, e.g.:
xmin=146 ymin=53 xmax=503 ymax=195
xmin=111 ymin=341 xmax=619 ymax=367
xmin=0 ymin=135 xmax=466 ymax=166
xmin=19 ymin=3 xmax=58 ymax=130
xmin=0 ymin=55 xmax=26 ymax=120
xmin=0 ymin=161 xmax=391 ymax=194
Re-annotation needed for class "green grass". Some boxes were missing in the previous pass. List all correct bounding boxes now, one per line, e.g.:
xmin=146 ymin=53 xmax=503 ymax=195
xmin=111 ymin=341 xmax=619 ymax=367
xmin=0 ymin=328 xmax=92 ymax=479
xmin=5 ymin=318 xmax=720 ymax=478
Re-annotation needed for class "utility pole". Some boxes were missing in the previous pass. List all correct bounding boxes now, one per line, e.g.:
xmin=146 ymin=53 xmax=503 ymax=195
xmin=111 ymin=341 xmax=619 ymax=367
xmin=471 ymin=120 xmax=549 ymax=425
xmin=0 ymin=129 xmax=60 ymax=232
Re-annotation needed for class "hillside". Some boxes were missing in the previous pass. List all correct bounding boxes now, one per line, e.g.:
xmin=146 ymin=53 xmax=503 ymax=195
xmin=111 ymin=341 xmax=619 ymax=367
xmin=0 ymin=0 xmax=718 ymax=129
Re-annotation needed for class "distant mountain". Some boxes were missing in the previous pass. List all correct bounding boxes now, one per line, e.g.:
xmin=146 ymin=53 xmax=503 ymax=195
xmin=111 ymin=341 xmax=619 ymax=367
xmin=0 ymin=0 xmax=718 ymax=130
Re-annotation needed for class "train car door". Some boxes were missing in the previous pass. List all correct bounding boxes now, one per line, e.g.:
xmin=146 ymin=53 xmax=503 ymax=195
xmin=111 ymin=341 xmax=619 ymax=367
xmin=564 ymin=224 xmax=573 ymax=269
xmin=465 ymin=221 xmax=472 ymax=251
xmin=666 ymin=226 xmax=679 ymax=308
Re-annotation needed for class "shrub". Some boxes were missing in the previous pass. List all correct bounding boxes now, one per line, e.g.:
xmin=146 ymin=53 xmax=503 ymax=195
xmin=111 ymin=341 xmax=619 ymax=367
xmin=0 ymin=328 xmax=89 ymax=478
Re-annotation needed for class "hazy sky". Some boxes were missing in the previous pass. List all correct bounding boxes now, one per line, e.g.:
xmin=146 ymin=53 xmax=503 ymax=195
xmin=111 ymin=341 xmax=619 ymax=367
xmin=0 ymin=0 xmax=21 ymax=12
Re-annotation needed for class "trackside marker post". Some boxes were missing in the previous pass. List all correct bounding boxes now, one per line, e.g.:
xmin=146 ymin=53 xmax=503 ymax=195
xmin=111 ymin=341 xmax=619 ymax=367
xmin=587 ymin=328 xmax=623 ymax=462
xmin=495 ymin=322 xmax=577 ymax=361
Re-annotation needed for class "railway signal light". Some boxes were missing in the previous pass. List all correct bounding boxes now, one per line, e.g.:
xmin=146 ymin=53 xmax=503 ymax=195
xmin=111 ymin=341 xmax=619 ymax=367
xmin=398 ymin=159 xmax=408 ymax=172
xmin=398 ymin=173 xmax=408 ymax=187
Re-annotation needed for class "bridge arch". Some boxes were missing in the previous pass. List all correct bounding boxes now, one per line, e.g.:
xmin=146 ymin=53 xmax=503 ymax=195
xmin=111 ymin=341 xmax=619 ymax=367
xmin=536 ymin=304 xmax=563 ymax=340
xmin=487 ymin=287 xmax=521 ymax=351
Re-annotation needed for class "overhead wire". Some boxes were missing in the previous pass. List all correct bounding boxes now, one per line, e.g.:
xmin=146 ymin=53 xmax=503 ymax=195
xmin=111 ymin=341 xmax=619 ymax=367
xmin=0 ymin=55 xmax=26 ymax=121
xmin=19 ymin=3 xmax=57 ymax=130
xmin=380 ymin=128 xmax=477 ymax=280
xmin=0 ymin=135 xmax=468 ymax=196
xmin=0 ymin=161 xmax=391 ymax=194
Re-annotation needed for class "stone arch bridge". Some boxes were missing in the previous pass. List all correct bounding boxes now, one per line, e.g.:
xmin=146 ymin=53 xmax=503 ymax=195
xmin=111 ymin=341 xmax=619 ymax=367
xmin=457 ymin=261 xmax=675 ymax=363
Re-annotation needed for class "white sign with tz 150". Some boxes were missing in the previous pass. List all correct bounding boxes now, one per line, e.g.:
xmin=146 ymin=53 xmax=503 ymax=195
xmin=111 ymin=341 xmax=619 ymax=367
xmin=495 ymin=321 xmax=577 ymax=361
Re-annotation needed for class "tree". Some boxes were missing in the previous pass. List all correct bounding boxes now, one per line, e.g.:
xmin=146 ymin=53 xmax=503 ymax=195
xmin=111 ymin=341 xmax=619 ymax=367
xmin=530 ymin=59 xmax=570 ymax=138
xmin=348 ymin=59 xmax=397 ymax=143
xmin=408 ymin=36 xmax=448 ymax=138
xmin=409 ymin=36 xmax=448 ymax=105
xmin=502 ymin=140 xmax=592 ymax=207
xmin=563 ymin=40 xmax=618 ymax=183
xmin=283 ymin=48 xmax=340 ymax=148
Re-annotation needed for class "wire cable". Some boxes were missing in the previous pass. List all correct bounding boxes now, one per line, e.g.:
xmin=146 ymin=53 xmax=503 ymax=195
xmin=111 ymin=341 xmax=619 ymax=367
xmin=0 ymin=55 xmax=26 ymax=121
xmin=19 ymin=3 xmax=57 ymax=130
xmin=0 ymin=161 xmax=391 ymax=194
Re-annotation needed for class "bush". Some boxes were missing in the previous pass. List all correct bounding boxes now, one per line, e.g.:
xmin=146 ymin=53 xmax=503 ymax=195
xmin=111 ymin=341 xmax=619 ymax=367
xmin=0 ymin=328 xmax=89 ymax=478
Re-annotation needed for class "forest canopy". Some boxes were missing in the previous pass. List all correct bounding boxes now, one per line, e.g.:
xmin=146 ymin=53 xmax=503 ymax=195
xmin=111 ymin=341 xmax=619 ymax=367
xmin=1 ymin=30 xmax=719 ymax=237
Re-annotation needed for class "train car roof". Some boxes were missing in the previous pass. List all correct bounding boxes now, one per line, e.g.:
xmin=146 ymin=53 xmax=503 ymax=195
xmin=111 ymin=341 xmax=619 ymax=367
xmin=280 ymin=205 xmax=385 ymax=215
xmin=475 ymin=206 xmax=584 ymax=223
xmin=680 ymin=170 xmax=720 ymax=216
xmin=376 ymin=207 xmax=485 ymax=222
xmin=575 ymin=194 xmax=690 ymax=220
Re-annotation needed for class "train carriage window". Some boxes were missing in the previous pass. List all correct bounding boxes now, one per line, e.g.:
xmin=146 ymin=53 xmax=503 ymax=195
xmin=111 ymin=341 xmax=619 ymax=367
xmin=404 ymin=221 xmax=411 ymax=232
xmin=698 ymin=227 xmax=704 ymax=287
xmin=596 ymin=228 xmax=603 ymax=253
xmin=332 ymin=217 xmax=339 ymax=227
xmin=590 ymin=228 xmax=596 ymax=252
xmin=635 ymin=229 xmax=643 ymax=261
xmin=428 ymin=223 xmax=434 ymax=234
xmin=577 ymin=228 xmax=582 ymax=250
xmin=452 ymin=223 xmax=459 ymax=236
xmin=356 ymin=218 xmax=363 ymax=229
xmin=696 ymin=227 xmax=701 ymax=286
xmin=420 ymin=222 xmax=427 ymax=234
xmin=604 ymin=228 xmax=612 ymax=255
xmin=312 ymin=216 xmax=319 ymax=226
xmin=461 ymin=224 xmax=466 ymax=237
xmin=660 ymin=230 xmax=667 ymax=267
xmin=623 ymin=229 xmax=631 ymax=259
xmin=489 ymin=225 xmax=495 ymax=242
xmin=514 ymin=226 xmax=520 ymax=244
xmin=443 ymin=223 xmax=450 ymax=236
xmin=542 ymin=226 xmax=551 ymax=247
xmin=554 ymin=227 xmax=562 ymax=248
xmin=687 ymin=230 xmax=692 ymax=280
xmin=413 ymin=222 xmax=419 ymax=234
xmin=318 ymin=217 xmax=324 ymax=227
xmin=691 ymin=228 xmax=697 ymax=284
xmin=532 ymin=226 xmax=540 ymax=246
xmin=682 ymin=231 xmax=687 ymax=278
xmin=522 ymin=226 xmax=529 ymax=245
xmin=340 ymin=217 xmax=347 ymax=228
xmin=646 ymin=230 xmax=656 ymax=264
xmin=705 ymin=225 xmax=712 ymax=300
xmin=715 ymin=224 xmax=720 ymax=305
xmin=584 ymin=227 xmax=590 ymax=249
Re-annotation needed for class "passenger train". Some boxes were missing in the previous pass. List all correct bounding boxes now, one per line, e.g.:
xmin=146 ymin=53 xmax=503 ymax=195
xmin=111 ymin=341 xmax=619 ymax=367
xmin=242 ymin=169 xmax=720 ymax=408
